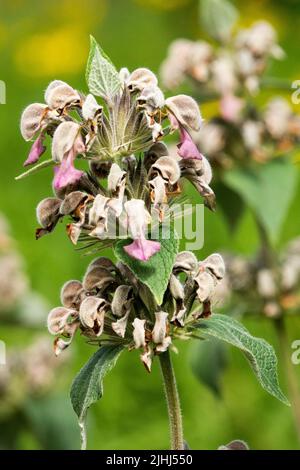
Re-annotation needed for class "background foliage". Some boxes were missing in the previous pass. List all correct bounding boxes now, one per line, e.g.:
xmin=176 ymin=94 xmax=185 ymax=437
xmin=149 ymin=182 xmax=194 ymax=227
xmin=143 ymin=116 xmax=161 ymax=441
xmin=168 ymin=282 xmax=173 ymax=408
xmin=0 ymin=0 xmax=300 ymax=449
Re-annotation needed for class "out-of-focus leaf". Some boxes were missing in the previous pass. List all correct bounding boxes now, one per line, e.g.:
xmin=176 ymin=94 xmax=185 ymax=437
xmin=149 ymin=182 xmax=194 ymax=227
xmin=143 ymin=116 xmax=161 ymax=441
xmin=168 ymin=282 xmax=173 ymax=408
xmin=114 ymin=227 xmax=179 ymax=305
xmin=70 ymin=345 xmax=123 ymax=450
xmin=86 ymin=36 xmax=121 ymax=102
xmin=190 ymin=338 xmax=228 ymax=397
xmin=199 ymin=0 xmax=239 ymax=42
xmin=24 ymin=394 xmax=79 ymax=450
xmin=190 ymin=314 xmax=290 ymax=405
xmin=223 ymin=159 xmax=298 ymax=244
xmin=214 ymin=180 xmax=245 ymax=232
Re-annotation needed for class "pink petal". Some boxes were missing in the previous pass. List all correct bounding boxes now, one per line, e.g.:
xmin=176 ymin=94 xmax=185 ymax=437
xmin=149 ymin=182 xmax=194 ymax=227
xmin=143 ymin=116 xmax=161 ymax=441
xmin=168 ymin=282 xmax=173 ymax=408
xmin=53 ymin=151 xmax=83 ymax=191
xmin=220 ymin=94 xmax=243 ymax=122
xmin=177 ymin=127 xmax=203 ymax=160
xmin=124 ymin=238 xmax=161 ymax=261
xmin=23 ymin=134 xmax=46 ymax=167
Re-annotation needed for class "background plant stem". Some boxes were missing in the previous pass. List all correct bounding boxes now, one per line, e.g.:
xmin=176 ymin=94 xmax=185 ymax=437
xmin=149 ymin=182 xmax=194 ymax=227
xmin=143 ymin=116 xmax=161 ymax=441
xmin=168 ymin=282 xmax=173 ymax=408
xmin=274 ymin=316 xmax=300 ymax=443
xmin=159 ymin=350 xmax=184 ymax=450
xmin=255 ymin=215 xmax=300 ymax=443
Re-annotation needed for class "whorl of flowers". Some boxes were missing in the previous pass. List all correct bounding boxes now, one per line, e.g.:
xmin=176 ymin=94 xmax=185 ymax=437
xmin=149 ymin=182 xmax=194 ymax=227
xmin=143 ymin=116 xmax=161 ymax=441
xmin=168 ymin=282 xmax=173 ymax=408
xmin=160 ymin=20 xmax=300 ymax=170
xmin=221 ymin=237 xmax=300 ymax=318
xmin=161 ymin=20 xmax=284 ymax=96
xmin=20 ymin=68 xmax=216 ymax=258
xmin=47 ymin=251 xmax=225 ymax=370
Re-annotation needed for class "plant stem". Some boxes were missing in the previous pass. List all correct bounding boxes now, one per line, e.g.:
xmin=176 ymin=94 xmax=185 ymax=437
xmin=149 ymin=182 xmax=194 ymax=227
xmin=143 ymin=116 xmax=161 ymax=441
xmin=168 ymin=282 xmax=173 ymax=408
xmin=159 ymin=350 xmax=184 ymax=450
xmin=274 ymin=317 xmax=300 ymax=444
xmin=254 ymin=215 xmax=300 ymax=444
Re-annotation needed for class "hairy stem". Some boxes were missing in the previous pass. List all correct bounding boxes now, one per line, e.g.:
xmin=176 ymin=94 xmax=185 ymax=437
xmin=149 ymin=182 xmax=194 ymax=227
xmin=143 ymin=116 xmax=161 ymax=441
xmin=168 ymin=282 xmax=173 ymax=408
xmin=159 ymin=350 xmax=184 ymax=450
xmin=274 ymin=317 xmax=300 ymax=444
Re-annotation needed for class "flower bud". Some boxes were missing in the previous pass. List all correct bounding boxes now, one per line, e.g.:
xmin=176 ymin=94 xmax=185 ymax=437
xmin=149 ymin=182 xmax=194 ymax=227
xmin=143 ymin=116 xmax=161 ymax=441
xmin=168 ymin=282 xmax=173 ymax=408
xmin=144 ymin=142 xmax=169 ymax=170
xmin=202 ymin=254 xmax=226 ymax=280
xmin=79 ymin=296 xmax=107 ymax=336
xmin=132 ymin=318 xmax=146 ymax=348
xmin=152 ymin=311 xmax=168 ymax=344
xmin=36 ymin=197 xmax=61 ymax=228
xmin=127 ymin=68 xmax=158 ymax=92
xmin=111 ymin=285 xmax=133 ymax=318
xmin=47 ymin=306 xmax=76 ymax=335
xmin=107 ymin=163 xmax=126 ymax=196
xmin=86 ymin=257 xmax=116 ymax=274
xmin=20 ymin=103 xmax=48 ymax=141
xmin=149 ymin=175 xmax=167 ymax=209
xmin=137 ymin=85 xmax=165 ymax=112
xmin=82 ymin=266 xmax=115 ymax=292
xmin=112 ymin=311 xmax=130 ymax=338
xmin=150 ymin=156 xmax=181 ymax=185
xmin=52 ymin=122 xmax=82 ymax=163
xmin=165 ymin=95 xmax=202 ymax=132
xmin=60 ymin=280 xmax=83 ymax=309
xmin=119 ymin=67 xmax=130 ymax=83
xmin=60 ymin=191 xmax=89 ymax=216
xmin=173 ymin=251 xmax=198 ymax=274
xmin=82 ymin=94 xmax=103 ymax=121
xmin=45 ymin=81 xmax=81 ymax=110
xmin=53 ymin=320 xmax=79 ymax=356
xmin=88 ymin=194 xmax=109 ymax=227
xmin=194 ymin=270 xmax=216 ymax=302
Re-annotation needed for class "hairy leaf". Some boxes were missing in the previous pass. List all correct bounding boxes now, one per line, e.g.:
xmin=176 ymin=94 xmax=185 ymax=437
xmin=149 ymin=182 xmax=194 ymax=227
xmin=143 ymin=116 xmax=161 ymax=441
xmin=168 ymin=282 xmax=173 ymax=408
xmin=114 ymin=227 xmax=179 ymax=305
xmin=86 ymin=36 xmax=121 ymax=101
xmin=224 ymin=159 xmax=298 ymax=243
xmin=191 ymin=314 xmax=289 ymax=405
xmin=70 ymin=345 xmax=123 ymax=449
xmin=199 ymin=0 xmax=239 ymax=42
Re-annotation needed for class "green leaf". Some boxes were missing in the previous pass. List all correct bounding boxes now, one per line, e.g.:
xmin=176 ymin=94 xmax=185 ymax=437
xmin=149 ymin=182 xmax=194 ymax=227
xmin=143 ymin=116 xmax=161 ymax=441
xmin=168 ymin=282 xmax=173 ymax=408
xmin=86 ymin=36 xmax=121 ymax=101
xmin=114 ymin=228 xmax=179 ymax=305
xmin=190 ymin=314 xmax=289 ymax=405
xmin=199 ymin=0 xmax=239 ymax=42
xmin=15 ymin=159 xmax=55 ymax=180
xmin=190 ymin=338 xmax=228 ymax=397
xmin=214 ymin=180 xmax=245 ymax=232
xmin=70 ymin=344 xmax=123 ymax=449
xmin=223 ymin=159 xmax=298 ymax=243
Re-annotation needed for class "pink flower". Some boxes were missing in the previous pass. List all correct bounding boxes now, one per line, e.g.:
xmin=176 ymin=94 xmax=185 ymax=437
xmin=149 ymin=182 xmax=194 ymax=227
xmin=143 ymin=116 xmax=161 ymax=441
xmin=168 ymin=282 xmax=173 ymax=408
xmin=23 ymin=134 xmax=46 ymax=166
xmin=177 ymin=126 xmax=203 ymax=160
xmin=53 ymin=152 xmax=84 ymax=191
xmin=52 ymin=123 xmax=85 ymax=191
xmin=124 ymin=236 xmax=160 ymax=261
xmin=123 ymin=199 xmax=160 ymax=261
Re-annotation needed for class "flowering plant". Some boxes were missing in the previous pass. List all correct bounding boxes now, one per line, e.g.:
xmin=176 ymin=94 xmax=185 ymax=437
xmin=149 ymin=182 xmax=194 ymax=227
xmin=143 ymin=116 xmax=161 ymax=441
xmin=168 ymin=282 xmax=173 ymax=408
xmin=17 ymin=37 xmax=289 ymax=450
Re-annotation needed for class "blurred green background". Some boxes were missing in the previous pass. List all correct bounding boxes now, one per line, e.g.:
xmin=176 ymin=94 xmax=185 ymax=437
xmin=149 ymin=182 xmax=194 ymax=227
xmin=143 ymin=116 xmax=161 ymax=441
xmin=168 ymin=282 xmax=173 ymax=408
xmin=0 ymin=0 xmax=300 ymax=450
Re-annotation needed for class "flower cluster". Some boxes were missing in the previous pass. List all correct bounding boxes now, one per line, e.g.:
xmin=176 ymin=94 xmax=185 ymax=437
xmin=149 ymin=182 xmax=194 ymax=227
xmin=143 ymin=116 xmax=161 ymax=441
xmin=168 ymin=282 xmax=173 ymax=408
xmin=0 ymin=338 xmax=69 ymax=409
xmin=161 ymin=20 xmax=300 ymax=169
xmin=161 ymin=20 xmax=284 ymax=96
xmin=20 ymin=70 xmax=217 ymax=261
xmin=47 ymin=251 xmax=225 ymax=369
xmin=220 ymin=238 xmax=300 ymax=318
xmin=192 ymin=97 xmax=300 ymax=169
xmin=0 ymin=215 xmax=28 ymax=313
xmin=19 ymin=61 xmax=225 ymax=370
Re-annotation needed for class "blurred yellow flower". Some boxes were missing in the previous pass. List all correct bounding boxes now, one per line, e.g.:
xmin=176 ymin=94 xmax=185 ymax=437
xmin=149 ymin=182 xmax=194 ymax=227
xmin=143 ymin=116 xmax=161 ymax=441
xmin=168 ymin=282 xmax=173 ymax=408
xmin=45 ymin=0 xmax=106 ymax=30
xmin=14 ymin=27 xmax=88 ymax=77
xmin=134 ymin=0 xmax=191 ymax=11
